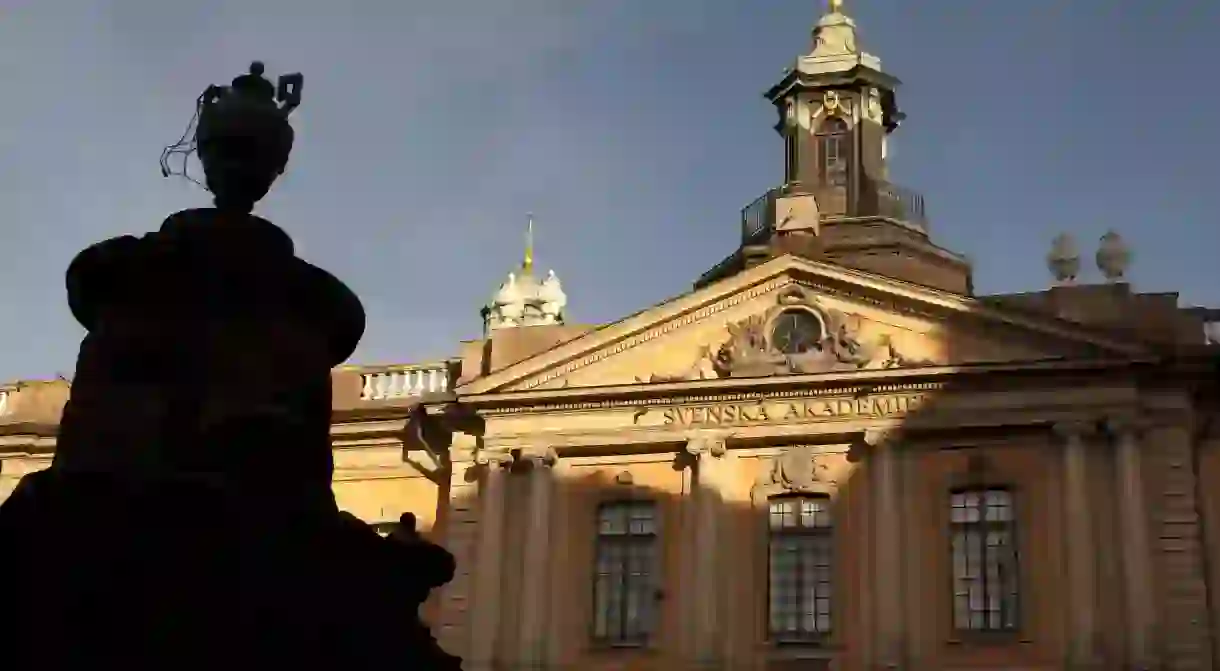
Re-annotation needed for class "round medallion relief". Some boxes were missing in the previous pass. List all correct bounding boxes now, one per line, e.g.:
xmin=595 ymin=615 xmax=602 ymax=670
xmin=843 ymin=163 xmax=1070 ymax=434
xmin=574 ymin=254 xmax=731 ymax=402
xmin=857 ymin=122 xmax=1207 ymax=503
xmin=770 ymin=309 xmax=824 ymax=355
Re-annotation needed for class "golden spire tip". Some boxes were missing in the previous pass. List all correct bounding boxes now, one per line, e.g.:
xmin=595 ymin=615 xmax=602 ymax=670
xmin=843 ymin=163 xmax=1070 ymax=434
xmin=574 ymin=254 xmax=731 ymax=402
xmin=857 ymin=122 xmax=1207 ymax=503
xmin=523 ymin=213 xmax=535 ymax=274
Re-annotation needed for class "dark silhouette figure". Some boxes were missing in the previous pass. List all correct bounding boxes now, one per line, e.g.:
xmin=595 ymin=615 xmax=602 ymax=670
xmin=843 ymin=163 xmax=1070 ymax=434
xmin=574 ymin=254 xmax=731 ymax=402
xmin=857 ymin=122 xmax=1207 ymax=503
xmin=0 ymin=63 xmax=460 ymax=669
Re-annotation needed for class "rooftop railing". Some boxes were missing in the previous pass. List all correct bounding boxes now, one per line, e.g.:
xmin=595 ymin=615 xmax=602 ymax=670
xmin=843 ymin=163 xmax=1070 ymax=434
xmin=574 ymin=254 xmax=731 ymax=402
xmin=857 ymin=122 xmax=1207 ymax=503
xmin=0 ymin=361 xmax=456 ymax=423
xmin=357 ymin=362 xmax=453 ymax=401
xmin=740 ymin=178 xmax=928 ymax=244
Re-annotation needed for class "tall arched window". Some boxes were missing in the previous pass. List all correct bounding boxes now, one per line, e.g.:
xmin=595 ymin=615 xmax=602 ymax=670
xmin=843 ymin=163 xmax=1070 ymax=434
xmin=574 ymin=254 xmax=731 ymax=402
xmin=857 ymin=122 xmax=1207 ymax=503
xmin=768 ymin=494 xmax=834 ymax=642
xmin=816 ymin=117 xmax=850 ymax=186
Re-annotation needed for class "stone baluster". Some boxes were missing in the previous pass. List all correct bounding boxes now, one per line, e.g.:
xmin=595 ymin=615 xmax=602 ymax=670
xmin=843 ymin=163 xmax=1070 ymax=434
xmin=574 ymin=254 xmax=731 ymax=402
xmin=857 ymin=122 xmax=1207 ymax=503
xmin=468 ymin=450 xmax=513 ymax=671
xmin=1054 ymin=420 xmax=1101 ymax=668
xmin=1106 ymin=416 xmax=1157 ymax=669
xmin=518 ymin=447 xmax=558 ymax=668
xmin=864 ymin=428 xmax=904 ymax=669
xmin=684 ymin=432 xmax=729 ymax=668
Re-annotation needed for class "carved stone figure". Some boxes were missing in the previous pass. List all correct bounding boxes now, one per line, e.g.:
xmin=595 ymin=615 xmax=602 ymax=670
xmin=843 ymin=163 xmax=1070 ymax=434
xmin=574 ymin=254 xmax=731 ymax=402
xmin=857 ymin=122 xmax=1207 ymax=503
xmin=877 ymin=334 xmax=932 ymax=369
xmin=637 ymin=345 xmax=718 ymax=383
xmin=713 ymin=315 xmax=789 ymax=377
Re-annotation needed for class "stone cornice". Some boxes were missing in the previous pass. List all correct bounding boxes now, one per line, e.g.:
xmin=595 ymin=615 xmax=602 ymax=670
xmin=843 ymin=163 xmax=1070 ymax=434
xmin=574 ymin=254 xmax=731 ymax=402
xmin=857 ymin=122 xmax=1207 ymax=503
xmin=763 ymin=64 xmax=902 ymax=103
xmin=0 ymin=422 xmax=60 ymax=440
xmin=458 ymin=254 xmax=1153 ymax=396
xmin=460 ymin=357 xmax=1153 ymax=416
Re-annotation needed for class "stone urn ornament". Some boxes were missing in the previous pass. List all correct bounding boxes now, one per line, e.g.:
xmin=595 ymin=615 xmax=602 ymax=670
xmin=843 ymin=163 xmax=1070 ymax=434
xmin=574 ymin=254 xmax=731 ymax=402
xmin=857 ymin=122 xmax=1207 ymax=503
xmin=0 ymin=62 xmax=461 ymax=669
xmin=1047 ymin=232 xmax=1081 ymax=284
xmin=1095 ymin=230 xmax=1132 ymax=282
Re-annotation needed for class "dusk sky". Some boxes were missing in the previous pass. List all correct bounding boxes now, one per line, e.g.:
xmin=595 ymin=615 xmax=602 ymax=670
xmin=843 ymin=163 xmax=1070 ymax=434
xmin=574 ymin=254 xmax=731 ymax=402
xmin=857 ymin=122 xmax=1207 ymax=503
xmin=2 ymin=1 xmax=1218 ymax=381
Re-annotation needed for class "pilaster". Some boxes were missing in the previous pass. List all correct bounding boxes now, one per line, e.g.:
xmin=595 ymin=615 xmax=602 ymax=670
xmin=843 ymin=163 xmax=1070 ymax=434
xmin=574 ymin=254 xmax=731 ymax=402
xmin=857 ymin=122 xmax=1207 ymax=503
xmin=1054 ymin=420 xmax=1102 ymax=668
xmin=468 ymin=449 xmax=513 ymax=671
xmin=684 ymin=432 xmax=730 ymax=668
xmin=545 ymin=456 xmax=572 ymax=668
xmin=517 ymin=447 xmax=558 ymax=668
xmin=437 ymin=448 xmax=480 ymax=659
xmin=864 ymin=427 xmax=904 ymax=670
xmin=1106 ymin=416 xmax=1158 ymax=669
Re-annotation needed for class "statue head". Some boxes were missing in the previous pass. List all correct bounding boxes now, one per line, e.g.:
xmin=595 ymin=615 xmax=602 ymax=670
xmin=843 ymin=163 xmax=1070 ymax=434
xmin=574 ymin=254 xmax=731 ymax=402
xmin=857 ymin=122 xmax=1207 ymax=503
xmin=194 ymin=62 xmax=303 ymax=212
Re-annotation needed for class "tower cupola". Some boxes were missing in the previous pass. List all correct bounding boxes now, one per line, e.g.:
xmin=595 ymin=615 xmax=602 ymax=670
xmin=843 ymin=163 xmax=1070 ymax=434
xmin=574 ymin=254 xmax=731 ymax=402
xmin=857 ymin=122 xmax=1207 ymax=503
xmin=698 ymin=0 xmax=974 ymax=296
xmin=482 ymin=215 xmax=568 ymax=335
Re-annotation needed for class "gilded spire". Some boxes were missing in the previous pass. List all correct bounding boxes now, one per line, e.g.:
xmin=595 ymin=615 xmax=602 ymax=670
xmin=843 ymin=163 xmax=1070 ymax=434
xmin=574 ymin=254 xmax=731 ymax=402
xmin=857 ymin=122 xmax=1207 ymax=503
xmin=828 ymin=0 xmax=843 ymax=13
xmin=522 ymin=213 xmax=535 ymax=275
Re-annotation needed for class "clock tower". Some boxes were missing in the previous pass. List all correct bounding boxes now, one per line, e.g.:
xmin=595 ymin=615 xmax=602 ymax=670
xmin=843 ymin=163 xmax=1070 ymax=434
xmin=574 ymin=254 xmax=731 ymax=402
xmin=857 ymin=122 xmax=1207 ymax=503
xmin=699 ymin=1 xmax=974 ymax=295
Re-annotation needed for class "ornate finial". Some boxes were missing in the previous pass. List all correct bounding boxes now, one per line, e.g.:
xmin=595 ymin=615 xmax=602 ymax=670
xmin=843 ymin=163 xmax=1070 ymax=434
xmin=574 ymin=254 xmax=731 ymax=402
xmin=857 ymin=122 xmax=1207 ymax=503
xmin=1096 ymin=230 xmax=1132 ymax=282
xmin=1047 ymin=233 xmax=1081 ymax=285
xmin=828 ymin=0 xmax=844 ymax=13
xmin=522 ymin=213 xmax=535 ymax=275
xmin=159 ymin=61 xmax=304 ymax=213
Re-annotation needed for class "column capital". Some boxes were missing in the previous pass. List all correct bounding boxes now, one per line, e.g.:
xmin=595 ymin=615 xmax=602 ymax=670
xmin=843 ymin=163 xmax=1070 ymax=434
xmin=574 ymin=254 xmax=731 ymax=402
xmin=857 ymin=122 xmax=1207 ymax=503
xmin=518 ymin=447 xmax=558 ymax=469
xmin=474 ymin=450 xmax=514 ymax=468
xmin=1104 ymin=414 xmax=1149 ymax=437
xmin=1053 ymin=419 xmax=1098 ymax=440
xmin=862 ymin=426 xmax=902 ymax=448
xmin=684 ymin=432 xmax=729 ymax=459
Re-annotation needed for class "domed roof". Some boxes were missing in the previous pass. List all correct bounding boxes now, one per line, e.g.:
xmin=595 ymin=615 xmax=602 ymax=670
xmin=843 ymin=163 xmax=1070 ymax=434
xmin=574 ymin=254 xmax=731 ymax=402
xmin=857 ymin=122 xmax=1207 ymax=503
xmin=482 ymin=215 xmax=568 ymax=332
xmin=492 ymin=272 xmax=523 ymax=306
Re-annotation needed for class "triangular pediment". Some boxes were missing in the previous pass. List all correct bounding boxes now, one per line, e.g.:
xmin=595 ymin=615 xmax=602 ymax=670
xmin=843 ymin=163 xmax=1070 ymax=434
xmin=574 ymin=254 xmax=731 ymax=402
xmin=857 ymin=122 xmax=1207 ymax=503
xmin=457 ymin=255 xmax=1150 ymax=395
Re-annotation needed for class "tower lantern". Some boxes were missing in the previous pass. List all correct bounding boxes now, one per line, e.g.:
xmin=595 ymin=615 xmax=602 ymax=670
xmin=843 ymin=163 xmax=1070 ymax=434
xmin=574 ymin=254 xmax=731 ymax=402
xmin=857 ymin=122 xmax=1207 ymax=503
xmin=703 ymin=1 xmax=973 ymax=296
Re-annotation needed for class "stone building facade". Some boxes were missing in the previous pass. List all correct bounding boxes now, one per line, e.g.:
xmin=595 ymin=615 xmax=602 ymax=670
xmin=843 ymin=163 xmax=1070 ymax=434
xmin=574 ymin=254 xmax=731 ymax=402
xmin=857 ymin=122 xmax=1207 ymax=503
xmin=4 ymin=3 xmax=1220 ymax=670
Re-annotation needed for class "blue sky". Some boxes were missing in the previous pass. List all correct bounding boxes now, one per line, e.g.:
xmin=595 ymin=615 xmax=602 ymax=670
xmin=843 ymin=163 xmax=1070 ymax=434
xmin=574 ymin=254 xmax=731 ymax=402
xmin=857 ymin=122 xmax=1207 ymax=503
xmin=2 ymin=1 xmax=1218 ymax=381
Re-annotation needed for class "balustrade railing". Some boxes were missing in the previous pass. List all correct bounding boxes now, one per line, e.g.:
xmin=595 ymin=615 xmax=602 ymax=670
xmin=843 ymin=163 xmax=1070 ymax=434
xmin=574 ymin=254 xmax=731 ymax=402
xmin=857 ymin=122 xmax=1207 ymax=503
xmin=739 ymin=178 xmax=927 ymax=244
xmin=359 ymin=363 xmax=452 ymax=401
xmin=874 ymin=179 xmax=927 ymax=228
xmin=741 ymin=189 xmax=779 ymax=245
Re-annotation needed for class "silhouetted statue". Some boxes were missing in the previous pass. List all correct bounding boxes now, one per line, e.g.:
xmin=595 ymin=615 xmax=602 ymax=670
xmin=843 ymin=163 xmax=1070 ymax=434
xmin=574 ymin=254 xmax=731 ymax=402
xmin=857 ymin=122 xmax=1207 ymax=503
xmin=0 ymin=62 xmax=460 ymax=670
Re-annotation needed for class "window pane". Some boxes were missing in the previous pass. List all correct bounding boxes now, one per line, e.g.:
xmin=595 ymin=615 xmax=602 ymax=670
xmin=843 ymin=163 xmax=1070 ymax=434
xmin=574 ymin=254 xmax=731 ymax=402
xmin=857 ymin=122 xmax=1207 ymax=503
xmin=949 ymin=488 xmax=1019 ymax=632
xmin=594 ymin=502 xmax=658 ymax=645
xmin=768 ymin=496 xmax=833 ymax=640
xmin=599 ymin=505 xmax=626 ymax=535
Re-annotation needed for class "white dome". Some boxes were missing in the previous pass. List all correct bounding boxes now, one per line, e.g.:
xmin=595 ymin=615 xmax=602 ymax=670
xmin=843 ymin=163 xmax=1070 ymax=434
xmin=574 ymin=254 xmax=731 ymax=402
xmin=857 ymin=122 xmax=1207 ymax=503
xmin=493 ymin=272 xmax=522 ymax=306
xmin=537 ymin=270 xmax=566 ymax=304
xmin=481 ymin=216 xmax=570 ymax=332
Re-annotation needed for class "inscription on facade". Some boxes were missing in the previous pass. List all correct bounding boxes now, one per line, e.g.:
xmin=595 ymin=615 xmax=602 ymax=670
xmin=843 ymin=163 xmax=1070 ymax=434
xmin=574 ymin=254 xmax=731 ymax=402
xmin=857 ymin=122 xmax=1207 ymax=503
xmin=661 ymin=393 xmax=926 ymax=427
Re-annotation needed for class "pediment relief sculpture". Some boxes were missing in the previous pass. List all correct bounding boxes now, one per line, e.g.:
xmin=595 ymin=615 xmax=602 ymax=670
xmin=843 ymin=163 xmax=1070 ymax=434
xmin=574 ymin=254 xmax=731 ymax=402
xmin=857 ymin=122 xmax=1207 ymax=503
xmin=642 ymin=286 xmax=932 ymax=382
xmin=636 ymin=345 xmax=718 ymax=384
xmin=754 ymin=445 xmax=835 ymax=498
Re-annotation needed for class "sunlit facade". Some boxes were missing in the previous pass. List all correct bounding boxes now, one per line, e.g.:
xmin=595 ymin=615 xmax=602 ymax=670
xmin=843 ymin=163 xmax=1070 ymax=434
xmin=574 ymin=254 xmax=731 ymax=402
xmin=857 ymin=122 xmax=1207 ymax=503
xmin=5 ymin=4 xmax=1220 ymax=671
